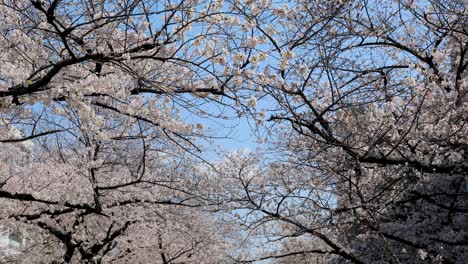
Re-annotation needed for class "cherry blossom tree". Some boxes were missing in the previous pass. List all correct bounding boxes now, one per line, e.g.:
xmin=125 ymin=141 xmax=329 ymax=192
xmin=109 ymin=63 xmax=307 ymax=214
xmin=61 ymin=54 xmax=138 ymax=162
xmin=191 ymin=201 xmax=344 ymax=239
xmin=0 ymin=104 xmax=231 ymax=263
xmin=0 ymin=0 xmax=246 ymax=262
xmin=212 ymin=0 xmax=467 ymax=263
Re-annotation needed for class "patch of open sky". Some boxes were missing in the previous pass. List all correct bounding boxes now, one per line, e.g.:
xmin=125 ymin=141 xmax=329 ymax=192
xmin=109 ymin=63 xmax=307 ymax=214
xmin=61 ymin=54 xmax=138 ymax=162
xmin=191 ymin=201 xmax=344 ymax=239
xmin=173 ymin=92 xmax=263 ymax=161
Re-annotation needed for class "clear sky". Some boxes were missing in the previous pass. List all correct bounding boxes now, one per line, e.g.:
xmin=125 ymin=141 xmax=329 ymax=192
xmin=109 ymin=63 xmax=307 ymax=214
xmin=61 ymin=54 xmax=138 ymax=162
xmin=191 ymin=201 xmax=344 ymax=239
xmin=177 ymin=94 xmax=261 ymax=160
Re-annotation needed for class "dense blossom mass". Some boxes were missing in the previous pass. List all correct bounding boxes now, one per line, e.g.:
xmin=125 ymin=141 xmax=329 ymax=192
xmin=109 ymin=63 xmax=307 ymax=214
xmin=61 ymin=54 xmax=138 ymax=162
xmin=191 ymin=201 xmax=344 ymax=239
xmin=0 ymin=0 xmax=466 ymax=263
